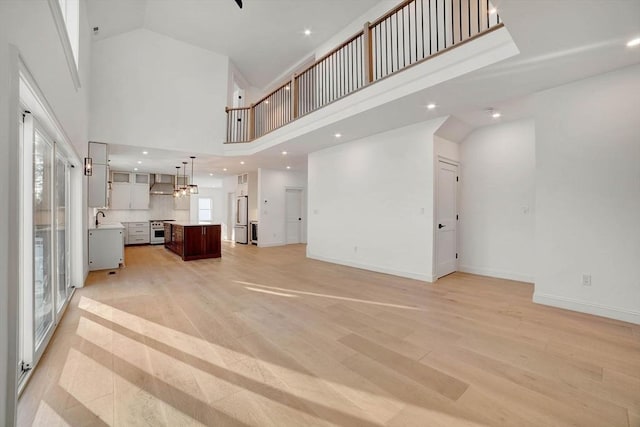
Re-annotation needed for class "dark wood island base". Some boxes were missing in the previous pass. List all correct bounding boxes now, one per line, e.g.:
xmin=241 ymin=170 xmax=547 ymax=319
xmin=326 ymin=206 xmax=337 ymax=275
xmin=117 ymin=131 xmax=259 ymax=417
xmin=164 ymin=222 xmax=221 ymax=260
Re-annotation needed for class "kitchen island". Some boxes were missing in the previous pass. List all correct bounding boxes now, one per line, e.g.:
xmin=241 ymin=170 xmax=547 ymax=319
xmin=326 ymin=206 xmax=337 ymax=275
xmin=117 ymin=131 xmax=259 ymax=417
xmin=164 ymin=221 xmax=221 ymax=261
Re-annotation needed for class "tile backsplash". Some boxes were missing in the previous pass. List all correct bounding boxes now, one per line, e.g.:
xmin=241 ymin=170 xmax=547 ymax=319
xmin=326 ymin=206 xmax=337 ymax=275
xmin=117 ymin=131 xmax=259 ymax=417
xmin=91 ymin=195 xmax=190 ymax=224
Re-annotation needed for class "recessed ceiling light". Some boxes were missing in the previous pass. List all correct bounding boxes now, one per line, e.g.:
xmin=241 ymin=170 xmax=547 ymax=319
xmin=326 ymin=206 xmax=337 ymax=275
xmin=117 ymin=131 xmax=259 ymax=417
xmin=492 ymin=112 xmax=501 ymax=119
xmin=209 ymin=173 xmax=214 ymax=176
xmin=334 ymin=133 xmax=342 ymax=138
xmin=304 ymin=29 xmax=312 ymax=36
xmin=142 ymin=151 xmax=148 ymax=155
xmin=426 ymin=103 xmax=436 ymax=110
xmin=137 ymin=160 xmax=142 ymax=164
xmin=488 ymin=7 xmax=497 ymax=14
xmin=282 ymin=151 xmax=288 ymax=155
xmin=223 ymin=168 xmax=228 ymax=172
xmin=627 ymin=37 xmax=640 ymax=47
xmin=286 ymin=166 xmax=291 ymax=170
xmin=134 ymin=167 xmax=138 ymax=171
xmin=240 ymin=161 xmax=245 ymax=165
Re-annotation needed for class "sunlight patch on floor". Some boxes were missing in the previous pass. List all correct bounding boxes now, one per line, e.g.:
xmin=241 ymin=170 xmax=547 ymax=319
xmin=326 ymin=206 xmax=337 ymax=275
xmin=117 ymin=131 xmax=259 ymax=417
xmin=32 ymin=400 xmax=72 ymax=427
xmin=245 ymin=287 xmax=298 ymax=298
xmin=234 ymin=280 xmax=425 ymax=311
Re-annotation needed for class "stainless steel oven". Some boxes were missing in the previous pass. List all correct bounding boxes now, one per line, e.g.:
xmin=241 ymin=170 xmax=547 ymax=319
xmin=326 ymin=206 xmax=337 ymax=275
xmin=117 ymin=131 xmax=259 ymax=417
xmin=150 ymin=220 xmax=167 ymax=245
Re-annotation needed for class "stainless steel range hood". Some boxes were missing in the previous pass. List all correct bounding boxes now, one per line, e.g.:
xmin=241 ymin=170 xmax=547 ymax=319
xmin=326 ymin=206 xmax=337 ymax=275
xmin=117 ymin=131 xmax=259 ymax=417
xmin=149 ymin=174 xmax=175 ymax=195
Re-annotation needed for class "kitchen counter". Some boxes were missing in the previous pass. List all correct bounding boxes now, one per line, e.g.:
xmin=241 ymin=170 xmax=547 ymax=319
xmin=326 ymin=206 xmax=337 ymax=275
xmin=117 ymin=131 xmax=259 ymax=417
xmin=164 ymin=221 xmax=222 ymax=227
xmin=89 ymin=222 xmax=125 ymax=230
xmin=164 ymin=222 xmax=221 ymax=261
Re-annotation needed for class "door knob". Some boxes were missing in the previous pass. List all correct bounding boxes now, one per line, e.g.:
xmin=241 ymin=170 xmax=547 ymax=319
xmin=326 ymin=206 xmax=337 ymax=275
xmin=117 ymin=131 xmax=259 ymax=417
xmin=438 ymin=224 xmax=445 ymax=229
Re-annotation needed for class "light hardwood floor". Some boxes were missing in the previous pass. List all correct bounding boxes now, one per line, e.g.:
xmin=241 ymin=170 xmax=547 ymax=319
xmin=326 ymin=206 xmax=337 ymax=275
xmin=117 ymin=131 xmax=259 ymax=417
xmin=18 ymin=243 xmax=640 ymax=426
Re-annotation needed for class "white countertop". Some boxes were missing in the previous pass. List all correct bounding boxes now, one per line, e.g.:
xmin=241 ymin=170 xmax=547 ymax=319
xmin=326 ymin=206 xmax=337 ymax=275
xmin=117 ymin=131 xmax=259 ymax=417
xmin=89 ymin=222 xmax=125 ymax=230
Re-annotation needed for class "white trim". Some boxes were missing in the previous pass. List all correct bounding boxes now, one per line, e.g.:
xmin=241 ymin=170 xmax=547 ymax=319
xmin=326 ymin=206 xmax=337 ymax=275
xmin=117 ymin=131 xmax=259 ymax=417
xmin=258 ymin=242 xmax=286 ymax=248
xmin=458 ymin=265 xmax=534 ymax=283
xmin=533 ymin=293 xmax=640 ymax=325
xmin=18 ymin=57 xmax=81 ymax=165
xmin=307 ymin=252 xmax=435 ymax=283
xmin=47 ymin=0 xmax=81 ymax=90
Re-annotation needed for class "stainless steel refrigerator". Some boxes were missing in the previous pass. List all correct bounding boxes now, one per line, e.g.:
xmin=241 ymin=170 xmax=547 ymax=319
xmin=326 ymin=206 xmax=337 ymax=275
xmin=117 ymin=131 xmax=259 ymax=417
xmin=234 ymin=195 xmax=248 ymax=244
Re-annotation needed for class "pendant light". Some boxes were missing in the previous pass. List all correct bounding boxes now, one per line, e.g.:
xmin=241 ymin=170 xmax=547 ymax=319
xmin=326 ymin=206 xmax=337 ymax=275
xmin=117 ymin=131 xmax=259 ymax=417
xmin=188 ymin=156 xmax=199 ymax=194
xmin=173 ymin=166 xmax=181 ymax=198
xmin=181 ymin=161 xmax=188 ymax=197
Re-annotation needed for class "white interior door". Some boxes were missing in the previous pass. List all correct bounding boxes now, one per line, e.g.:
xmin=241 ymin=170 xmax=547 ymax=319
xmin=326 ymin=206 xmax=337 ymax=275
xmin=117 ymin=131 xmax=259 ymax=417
xmin=436 ymin=160 xmax=458 ymax=278
xmin=285 ymin=189 xmax=303 ymax=244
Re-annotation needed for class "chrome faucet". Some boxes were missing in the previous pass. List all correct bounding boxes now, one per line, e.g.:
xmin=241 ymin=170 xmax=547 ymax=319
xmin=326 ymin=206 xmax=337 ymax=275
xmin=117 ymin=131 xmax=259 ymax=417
xmin=96 ymin=210 xmax=106 ymax=227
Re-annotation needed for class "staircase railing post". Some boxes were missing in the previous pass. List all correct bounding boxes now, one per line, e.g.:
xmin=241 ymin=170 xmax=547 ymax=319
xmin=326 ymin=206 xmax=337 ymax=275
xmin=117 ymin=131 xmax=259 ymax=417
xmin=291 ymin=74 xmax=298 ymax=119
xmin=363 ymin=21 xmax=373 ymax=84
xmin=248 ymin=104 xmax=255 ymax=141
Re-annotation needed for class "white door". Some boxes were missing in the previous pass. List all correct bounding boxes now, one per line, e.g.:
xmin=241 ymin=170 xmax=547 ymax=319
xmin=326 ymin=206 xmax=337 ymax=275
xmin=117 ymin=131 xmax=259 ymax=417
xmin=285 ymin=189 xmax=303 ymax=244
xmin=436 ymin=160 xmax=458 ymax=278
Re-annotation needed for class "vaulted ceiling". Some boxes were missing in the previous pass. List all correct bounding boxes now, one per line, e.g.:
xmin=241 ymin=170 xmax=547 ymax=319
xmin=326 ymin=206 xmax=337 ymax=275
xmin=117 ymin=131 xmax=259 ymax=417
xmin=87 ymin=0 xmax=383 ymax=89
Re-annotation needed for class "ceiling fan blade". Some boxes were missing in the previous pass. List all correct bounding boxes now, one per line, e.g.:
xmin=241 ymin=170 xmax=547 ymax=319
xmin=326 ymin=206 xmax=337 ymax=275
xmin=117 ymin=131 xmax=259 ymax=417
xmin=234 ymin=0 xmax=243 ymax=8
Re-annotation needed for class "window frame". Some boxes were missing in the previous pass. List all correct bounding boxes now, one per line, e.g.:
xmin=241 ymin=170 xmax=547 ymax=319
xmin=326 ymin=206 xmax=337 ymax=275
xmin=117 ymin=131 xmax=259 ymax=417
xmin=47 ymin=0 xmax=81 ymax=90
xmin=198 ymin=198 xmax=213 ymax=223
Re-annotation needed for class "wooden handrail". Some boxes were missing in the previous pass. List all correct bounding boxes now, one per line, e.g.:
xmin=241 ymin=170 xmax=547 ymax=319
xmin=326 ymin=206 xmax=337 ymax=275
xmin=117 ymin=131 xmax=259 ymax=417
xmin=253 ymin=80 xmax=292 ymax=107
xmin=296 ymin=30 xmax=365 ymax=78
xmin=225 ymin=0 xmax=502 ymax=143
xmin=370 ymin=0 xmax=414 ymax=27
xmin=225 ymin=106 xmax=250 ymax=112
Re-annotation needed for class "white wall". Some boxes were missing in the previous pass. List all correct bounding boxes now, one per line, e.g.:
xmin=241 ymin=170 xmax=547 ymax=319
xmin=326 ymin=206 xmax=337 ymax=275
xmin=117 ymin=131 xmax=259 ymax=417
xmin=257 ymin=168 xmax=307 ymax=247
xmin=534 ymin=65 xmax=640 ymax=324
xmin=458 ymin=119 xmax=536 ymax=282
xmin=307 ymin=118 xmax=445 ymax=281
xmin=90 ymin=29 xmax=229 ymax=155
xmin=248 ymin=171 xmax=258 ymax=222
xmin=0 ymin=1 xmax=92 ymax=424
xmin=222 ymin=175 xmax=237 ymax=241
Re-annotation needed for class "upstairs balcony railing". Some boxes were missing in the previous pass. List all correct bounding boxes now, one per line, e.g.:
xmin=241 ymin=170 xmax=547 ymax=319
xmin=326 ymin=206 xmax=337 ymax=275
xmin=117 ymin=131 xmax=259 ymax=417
xmin=225 ymin=0 xmax=502 ymax=144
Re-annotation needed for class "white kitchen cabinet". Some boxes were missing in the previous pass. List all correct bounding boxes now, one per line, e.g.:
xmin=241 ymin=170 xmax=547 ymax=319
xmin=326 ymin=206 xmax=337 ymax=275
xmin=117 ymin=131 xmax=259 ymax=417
xmin=131 ymin=179 xmax=150 ymax=210
xmin=88 ymin=163 xmax=108 ymax=208
xmin=126 ymin=222 xmax=150 ymax=245
xmin=88 ymin=226 xmax=124 ymax=270
xmin=109 ymin=172 xmax=150 ymax=210
xmin=237 ymin=173 xmax=249 ymax=196
xmin=89 ymin=142 xmax=108 ymax=163
xmin=110 ymin=182 xmax=130 ymax=210
xmin=88 ymin=142 xmax=109 ymax=208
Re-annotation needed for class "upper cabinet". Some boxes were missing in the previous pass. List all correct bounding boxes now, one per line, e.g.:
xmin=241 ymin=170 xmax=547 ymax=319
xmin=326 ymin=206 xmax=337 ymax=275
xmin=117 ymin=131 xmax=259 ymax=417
xmin=88 ymin=142 xmax=109 ymax=208
xmin=110 ymin=172 xmax=150 ymax=210
xmin=237 ymin=173 xmax=249 ymax=196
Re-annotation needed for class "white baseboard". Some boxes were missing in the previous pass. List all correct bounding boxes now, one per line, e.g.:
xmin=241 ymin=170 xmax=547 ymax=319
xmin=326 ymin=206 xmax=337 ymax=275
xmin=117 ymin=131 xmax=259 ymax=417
xmin=533 ymin=293 xmax=640 ymax=325
xmin=307 ymin=252 xmax=434 ymax=283
xmin=458 ymin=265 xmax=534 ymax=283
xmin=258 ymin=241 xmax=286 ymax=248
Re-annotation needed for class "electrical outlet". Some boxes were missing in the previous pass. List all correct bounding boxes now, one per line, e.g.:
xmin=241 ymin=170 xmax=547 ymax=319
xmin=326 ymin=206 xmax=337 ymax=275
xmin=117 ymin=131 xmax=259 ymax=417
xmin=582 ymin=274 xmax=592 ymax=287
xmin=354 ymin=246 xmax=358 ymax=253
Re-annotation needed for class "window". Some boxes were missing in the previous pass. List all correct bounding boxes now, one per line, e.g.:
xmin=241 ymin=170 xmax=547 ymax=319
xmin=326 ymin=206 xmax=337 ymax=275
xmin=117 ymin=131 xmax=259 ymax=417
xmin=199 ymin=198 xmax=212 ymax=222
xmin=49 ymin=0 xmax=81 ymax=88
